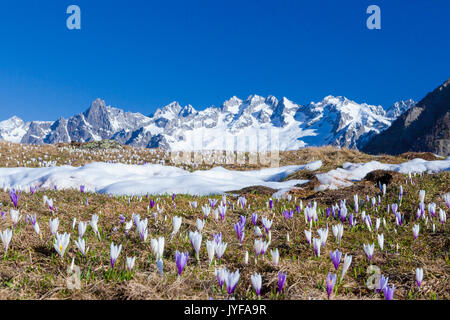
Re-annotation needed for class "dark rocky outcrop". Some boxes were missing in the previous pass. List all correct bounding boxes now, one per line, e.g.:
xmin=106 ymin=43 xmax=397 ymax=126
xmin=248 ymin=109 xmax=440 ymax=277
xmin=362 ymin=79 xmax=450 ymax=156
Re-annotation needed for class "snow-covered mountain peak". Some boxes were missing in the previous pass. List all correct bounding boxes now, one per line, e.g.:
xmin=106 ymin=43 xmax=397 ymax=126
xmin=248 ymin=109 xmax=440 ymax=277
xmin=0 ymin=93 xmax=416 ymax=151
xmin=385 ymin=99 xmax=416 ymax=119
xmin=0 ymin=116 xmax=30 ymax=143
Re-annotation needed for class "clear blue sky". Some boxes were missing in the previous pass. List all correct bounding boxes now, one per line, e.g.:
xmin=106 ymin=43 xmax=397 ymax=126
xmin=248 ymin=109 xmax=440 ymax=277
xmin=0 ymin=0 xmax=448 ymax=121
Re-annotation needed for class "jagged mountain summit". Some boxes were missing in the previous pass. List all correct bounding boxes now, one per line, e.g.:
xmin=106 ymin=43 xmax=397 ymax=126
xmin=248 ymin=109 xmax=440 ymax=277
xmin=0 ymin=95 xmax=415 ymax=152
xmin=363 ymin=79 xmax=450 ymax=157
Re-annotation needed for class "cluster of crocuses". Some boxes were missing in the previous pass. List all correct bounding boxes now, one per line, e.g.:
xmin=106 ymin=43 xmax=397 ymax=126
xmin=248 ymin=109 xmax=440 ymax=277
xmin=233 ymin=216 xmax=246 ymax=244
xmin=0 ymin=175 xmax=446 ymax=301
xmin=9 ymin=189 xmax=20 ymax=208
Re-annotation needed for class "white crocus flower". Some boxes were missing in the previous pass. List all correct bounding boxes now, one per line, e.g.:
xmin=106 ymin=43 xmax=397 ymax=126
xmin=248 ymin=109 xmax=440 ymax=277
xmin=313 ymin=237 xmax=321 ymax=257
xmin=42 ymin=195 xmax=48 ymax=206
xmin=206 ymin=240 xmax=216 ymax=266
xmin=136 ymin=218 xmax=148 ymax=242
xmin=375 ymin=218 xmax=381 ymax=232
xmin=224 ymin=269 xmax=240 ymax=294
xmin=215 ymin=241 xmax=228 ymax=261
xmin=318 ymin=228 xmax=328 ymax=247
xmin=305 ymin=229 xmax=312 ymax=245
xmin=53 ymin=232 xmax=70 ymax=257
xmin=171 ymin=216 xmax=182 ymax=239
xmin=270 ymin=248 xmax=279 ymax=266
xmin=90 ymin=214 xmax=101 ymax=239
xmin=363 ymin=243 xmax=375 ymax=262
xmin=124 ymin=220 xmax=133 ymax=233
xmin=419 ymin=190 xmax=425 ymax=203
xmin=110 ymin=242 xmax=122 ymax=268
xmin=254 ymin=226 xmax=263 ymax=237
xmin=189 ymin=231 xmax=202 ymax=260
xmin=126 ymin=256 xmax=136 ymax=271
xmin=10 ymin=209 xmax=22 ymax=226
xmin=412 ymin=224 xmax=420 ymax=239
xmin=340 ymin=254 xmax=352 ymax=282
xmin=78 ymin=221 xmax=87 ymax=238
xmin=196 ymin=218 xmax=205 ymax=232
xmin=212 ymin=209 xmax=219 ymax=221
xmin=215 ymin=267 xmax=228 ymax=287
xmin=33 ymin=220 xmax=40 ymax=236
xmin=244 ymin=251 xmax=249 ymax=264
xmin=261 ymin=217 xmax=272 ymax=232
xmin=0 ymin=228 xmax=13 ymax=253
xmin=75 ymin=237 xmax=89 ymax=256
xmin=378 ymin=233 xmax=384 ymax=250
xmin=72 ymin=218 xmax=77 ymax=230
xmin=202 ymin=205 xmax=210 ymax=219
xmin=251 ymin=272 xmax=262 ymax=298
xmin=439 ymin=208 xmax=446 ymax=224
xmin=49 ymin=217 xmax=59 ymax=236
xmin=416 ymin=268 xmax=424 ymax=288
xmin=150 ymin=237 xmax=165 ymax=261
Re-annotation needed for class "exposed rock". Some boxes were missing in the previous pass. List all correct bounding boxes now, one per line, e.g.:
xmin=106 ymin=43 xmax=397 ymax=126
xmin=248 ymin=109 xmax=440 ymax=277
xmin=362 ymin=79 xmax=450 ymax=156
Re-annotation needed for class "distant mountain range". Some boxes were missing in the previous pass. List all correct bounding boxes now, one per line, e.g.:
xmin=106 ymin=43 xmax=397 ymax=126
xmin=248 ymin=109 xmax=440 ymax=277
xmin=0 ymin=93 xmax=418 ymax=152
xmin=363 ymin=79 xmax=450 ymax=156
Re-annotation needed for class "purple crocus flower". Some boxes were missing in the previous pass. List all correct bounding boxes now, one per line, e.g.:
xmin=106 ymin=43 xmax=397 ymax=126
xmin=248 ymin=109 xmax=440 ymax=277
xmin=326 ymin=273 xmax=337 ymax=299
xmin=215 ymin=268 xmax=226 ymax=288
xmin=110 ymin=242 xmax=122 ymax=269
xmin=209 ymin=198 xmax=218 ymax=208
xmin=283 ymin=210 xmax=294 ymax=220
xmin=172 ymin=193 xmax=176 ymax=201
xmin=377 ymin=275 xmax=389 ymax=293
xmin=213 ymin=232 xmax=222 ymax=246
xmin=149 ymin=200 xmax=156 ymax=209
xmin=239 ymin=215 xmax=246 ymax=226
xmin=326 ymin=207 xmax=331 ymax=218
xmin=225 ymin=270 xmax=240 ymax=295
xmin=54 ymin=185 xmax=57 ymax=191
xmin=340 ymin=207 xmax=347 ymax=223
xmin=80 ymin=185 xmax=85 ymax=193
xmin=296 ymin=205 xmax=301 ymax=214
xmin=444 ymin=193 xmax=450 ymax=208
xmin=238 ymin=196 xmax=246 ymax=208
xmin=175 ymin=250 xmax=189 ymax=276
xmin=365 ymin=215 xmax=372 ymax=227
xmin=383 ymin=284 xmax=395 ymax=300
xmin=395 ymin=212 xmax=402 ymax=226
xmin=233 ymin=219 xmax=245 ymax=244
xmin=391 ymin=203 xmax=398 ymax=215
xmin=419 ymin=202 xmax=425 ymax=217
xmin=416 ymin=268 xmax=423 ymax=288
xmin=331 ymin=206 xmax=337 ymax=219
xmin=119 ymin=214 xmax=126 ymax=224
xmin=30 ymin=186 xmax=36 ymax=195
xmin=9 ymin=189 xmax=19 ymax=208
xmin=329 ymin=249 xmax=342 ymax=270
xmin=218 ymin=205 xmax=226 ymax=221
xmin=0 ymin=211 xmax=5 ymax=219
xmin=278 ymin=272 xmax=287 ymax=293
xmin=269 ymin=199 xmax=273 ymax=210
xmin=251 ymin=213 xmax=258 ymax=226
xmin=428 ymin=203 xmax=436 ymax=218
xmin=349 ymin=214 xmax=354 ymax=227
